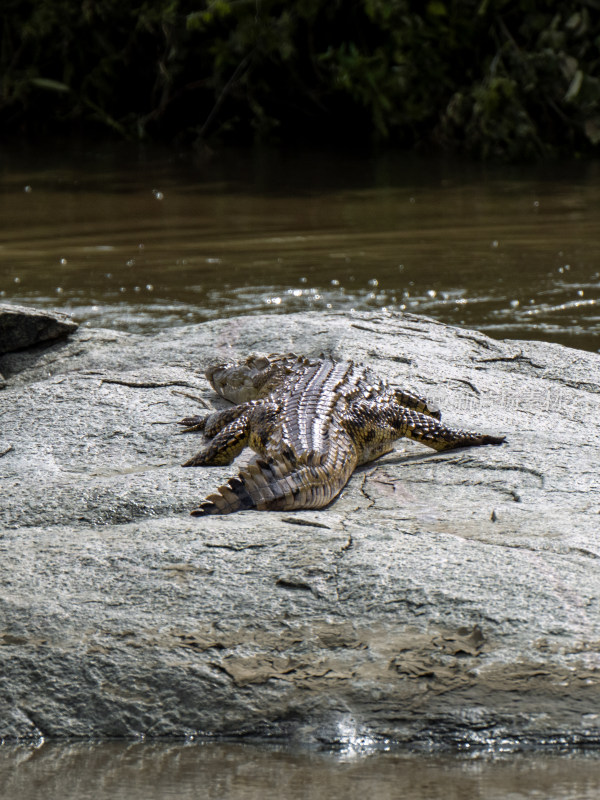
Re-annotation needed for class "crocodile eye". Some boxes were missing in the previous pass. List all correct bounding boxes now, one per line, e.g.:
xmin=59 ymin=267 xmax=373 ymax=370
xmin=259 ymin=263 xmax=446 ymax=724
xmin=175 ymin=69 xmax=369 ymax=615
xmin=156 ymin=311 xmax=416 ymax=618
xmin=251 ymin=356 xmax=270 ymax=370
xmin=205 ymin=362 xmax=227 ymax=384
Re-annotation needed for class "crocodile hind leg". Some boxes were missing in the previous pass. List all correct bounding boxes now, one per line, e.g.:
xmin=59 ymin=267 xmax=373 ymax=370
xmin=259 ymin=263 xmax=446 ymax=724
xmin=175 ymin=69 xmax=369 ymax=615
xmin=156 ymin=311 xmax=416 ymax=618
xmin=392 ymin=388 xmax=441 ymax=420
xmin=344 ymin=399 xmax=505 ymax=459
xmin=399 ymin=410 xmax=506 ymax=451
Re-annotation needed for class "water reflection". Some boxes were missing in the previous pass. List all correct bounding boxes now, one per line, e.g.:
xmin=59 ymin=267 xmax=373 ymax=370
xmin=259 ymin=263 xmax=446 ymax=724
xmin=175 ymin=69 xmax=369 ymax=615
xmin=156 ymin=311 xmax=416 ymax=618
xmin=0 ymin=146 xmax=599 ymax=352
xmin=2 ymin=740 xmax=600 ymax=800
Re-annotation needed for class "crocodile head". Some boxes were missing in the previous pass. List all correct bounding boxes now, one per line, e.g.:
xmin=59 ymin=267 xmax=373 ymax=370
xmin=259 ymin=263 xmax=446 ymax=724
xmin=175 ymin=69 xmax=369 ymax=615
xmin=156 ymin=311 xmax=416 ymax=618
xmin=205 ymin=353 xmax=295 ymax=404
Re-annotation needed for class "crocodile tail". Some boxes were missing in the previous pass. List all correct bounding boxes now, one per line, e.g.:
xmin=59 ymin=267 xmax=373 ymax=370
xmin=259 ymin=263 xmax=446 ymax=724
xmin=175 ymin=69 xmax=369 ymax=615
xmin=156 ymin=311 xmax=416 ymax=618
xmin=190 ymin=453 xmax=354 ymax=516
xmin=191 ymin=473 xmax=256 ymax=516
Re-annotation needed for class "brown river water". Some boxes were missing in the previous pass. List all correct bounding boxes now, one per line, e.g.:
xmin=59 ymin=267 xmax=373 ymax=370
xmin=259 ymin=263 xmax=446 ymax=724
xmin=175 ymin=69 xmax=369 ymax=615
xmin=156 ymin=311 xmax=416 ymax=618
xmin=2 ymin=740 xmax=600 ymax=800
xmin=1 ymin=144 xmax=599 ymax=353
xmin=1 ymin=144 xmax=600 ymax=797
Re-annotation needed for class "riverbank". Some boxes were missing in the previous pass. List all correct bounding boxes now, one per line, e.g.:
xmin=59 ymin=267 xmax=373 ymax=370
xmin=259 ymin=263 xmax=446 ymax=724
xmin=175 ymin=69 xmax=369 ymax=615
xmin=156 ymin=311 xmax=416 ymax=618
xmin=1 ymin=307 xmax=599 ymax=746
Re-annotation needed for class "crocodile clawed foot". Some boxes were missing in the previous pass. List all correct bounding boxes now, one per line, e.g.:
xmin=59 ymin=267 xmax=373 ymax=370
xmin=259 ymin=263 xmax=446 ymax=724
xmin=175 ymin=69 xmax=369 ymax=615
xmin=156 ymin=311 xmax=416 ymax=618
xmin=182 ymin=450 xmax=211 ymax=467
xmin=177 ymin=415 xmax=207 ymax=433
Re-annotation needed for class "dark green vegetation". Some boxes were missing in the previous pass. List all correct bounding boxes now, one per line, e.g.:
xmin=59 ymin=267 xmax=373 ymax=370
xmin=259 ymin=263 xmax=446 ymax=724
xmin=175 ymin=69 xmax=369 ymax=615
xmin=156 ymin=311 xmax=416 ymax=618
xmin=2 ymin=1 xmax=600 ymax=159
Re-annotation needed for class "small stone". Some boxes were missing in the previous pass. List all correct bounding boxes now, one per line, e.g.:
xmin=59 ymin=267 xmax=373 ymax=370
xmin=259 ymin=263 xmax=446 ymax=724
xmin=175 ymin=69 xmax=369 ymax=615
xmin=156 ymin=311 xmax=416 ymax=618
xmin=0 ymin=303 xmax=78 ymax=355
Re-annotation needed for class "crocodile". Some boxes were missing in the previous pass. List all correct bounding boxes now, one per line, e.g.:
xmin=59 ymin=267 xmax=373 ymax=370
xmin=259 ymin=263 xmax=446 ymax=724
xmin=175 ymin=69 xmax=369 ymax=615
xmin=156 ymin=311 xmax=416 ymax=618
xmin=179 ymin=352 xmax=505 ymax=516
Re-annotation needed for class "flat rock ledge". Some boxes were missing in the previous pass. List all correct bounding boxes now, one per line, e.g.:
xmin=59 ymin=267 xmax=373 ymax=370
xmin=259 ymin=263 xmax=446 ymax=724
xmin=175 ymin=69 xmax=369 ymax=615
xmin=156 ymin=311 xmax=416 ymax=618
xmin=0 ymin=303 xmax=78 ymax=387
xmin=1 ymin=309 xmax=599 ymax=749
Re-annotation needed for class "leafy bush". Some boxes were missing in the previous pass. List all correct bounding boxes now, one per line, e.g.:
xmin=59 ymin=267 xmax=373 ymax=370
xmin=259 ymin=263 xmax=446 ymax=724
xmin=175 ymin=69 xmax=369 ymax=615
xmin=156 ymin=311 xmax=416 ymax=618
xmin=2 ymin=0 xmax=599 ymax=159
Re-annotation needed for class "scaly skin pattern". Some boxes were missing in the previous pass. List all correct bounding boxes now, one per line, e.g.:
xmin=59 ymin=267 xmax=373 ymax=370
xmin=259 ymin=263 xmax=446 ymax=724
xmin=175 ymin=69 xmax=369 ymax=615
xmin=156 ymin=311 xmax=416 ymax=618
xmin=179 ymin=353 xmax=505 ymax=516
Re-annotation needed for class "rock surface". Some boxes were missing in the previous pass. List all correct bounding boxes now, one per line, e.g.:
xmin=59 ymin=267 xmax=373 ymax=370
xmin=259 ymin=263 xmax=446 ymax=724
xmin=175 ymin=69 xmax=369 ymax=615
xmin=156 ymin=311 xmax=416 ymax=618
xmin=0 ymin=304 xmax=78 ymax=391
xmin=1 ymin=310 xmax=599 ymax=747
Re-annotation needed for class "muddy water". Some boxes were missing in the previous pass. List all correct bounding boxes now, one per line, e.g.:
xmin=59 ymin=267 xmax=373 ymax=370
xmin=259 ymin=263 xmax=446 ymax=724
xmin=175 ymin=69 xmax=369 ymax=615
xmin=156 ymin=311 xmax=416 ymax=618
xmin=2 ymin=741 xmax=600 ymax=800
xmin=1 ymin=145 xmax=598 ymax=352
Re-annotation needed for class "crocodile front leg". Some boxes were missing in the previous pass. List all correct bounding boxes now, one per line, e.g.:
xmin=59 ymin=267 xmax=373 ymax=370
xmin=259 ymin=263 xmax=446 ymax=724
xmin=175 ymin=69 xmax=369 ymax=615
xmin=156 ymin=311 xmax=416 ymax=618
xmin=182 ymin=413 xmax=251 ymax=466
xmin=182 ymin=401 xmax=281 ymax=467
xmin=178 ymin=402 xmax=253 ymax=434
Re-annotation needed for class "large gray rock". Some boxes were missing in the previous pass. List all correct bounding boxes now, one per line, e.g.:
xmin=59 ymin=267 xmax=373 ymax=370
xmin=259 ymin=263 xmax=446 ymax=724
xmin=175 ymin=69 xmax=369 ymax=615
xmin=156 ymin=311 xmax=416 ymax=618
xmin=0 ymin=310 xmax=599 ymax=747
